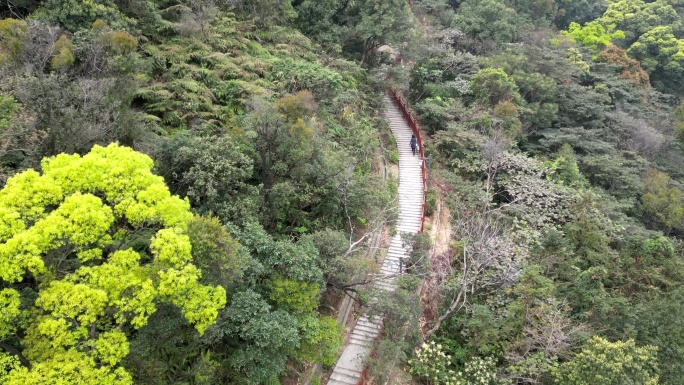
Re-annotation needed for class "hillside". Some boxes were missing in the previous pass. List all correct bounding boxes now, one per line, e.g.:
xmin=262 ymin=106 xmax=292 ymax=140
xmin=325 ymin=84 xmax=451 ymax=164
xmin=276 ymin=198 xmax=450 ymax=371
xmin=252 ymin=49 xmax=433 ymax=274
xmin=1 ymin=0 xmax=684 ymax=385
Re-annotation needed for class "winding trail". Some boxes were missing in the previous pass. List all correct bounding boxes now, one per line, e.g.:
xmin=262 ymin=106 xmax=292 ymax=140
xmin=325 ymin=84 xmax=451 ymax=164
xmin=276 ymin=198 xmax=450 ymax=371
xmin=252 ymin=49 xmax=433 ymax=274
xmin=327 ymin=95 xmax=425 ymax=385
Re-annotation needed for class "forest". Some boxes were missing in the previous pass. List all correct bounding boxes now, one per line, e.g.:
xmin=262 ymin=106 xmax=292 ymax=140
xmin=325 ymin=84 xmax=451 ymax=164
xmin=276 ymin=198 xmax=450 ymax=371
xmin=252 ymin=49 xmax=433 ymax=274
xmin=1 ymin=0 xmax=684 ymax=384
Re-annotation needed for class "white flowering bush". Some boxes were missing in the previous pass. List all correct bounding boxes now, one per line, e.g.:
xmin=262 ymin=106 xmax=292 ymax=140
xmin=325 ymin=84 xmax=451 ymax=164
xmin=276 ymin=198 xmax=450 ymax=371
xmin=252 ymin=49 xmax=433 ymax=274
xmin=461 ymin=356 xmax=500 ymax=385
xmin=408 ymin=341 xmax=502 ymax=385
xmin=408 ymin=341 xmax=452 ymax=384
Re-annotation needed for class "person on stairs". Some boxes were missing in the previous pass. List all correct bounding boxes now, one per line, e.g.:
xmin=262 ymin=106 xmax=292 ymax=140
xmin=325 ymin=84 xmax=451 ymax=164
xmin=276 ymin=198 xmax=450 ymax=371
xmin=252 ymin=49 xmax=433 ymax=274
xmin=410 ymin=134 xmax=418 ymax=156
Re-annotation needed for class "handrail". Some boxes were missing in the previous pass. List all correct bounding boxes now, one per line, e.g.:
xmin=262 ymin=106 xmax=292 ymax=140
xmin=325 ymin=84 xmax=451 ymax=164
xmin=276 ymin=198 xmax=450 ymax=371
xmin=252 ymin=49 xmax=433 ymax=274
xmin=388 ymin=88 xmax=427 ymax=233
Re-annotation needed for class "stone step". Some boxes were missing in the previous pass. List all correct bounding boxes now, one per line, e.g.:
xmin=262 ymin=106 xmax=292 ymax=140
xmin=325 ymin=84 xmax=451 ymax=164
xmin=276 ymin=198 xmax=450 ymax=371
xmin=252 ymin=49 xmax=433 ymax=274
xmin=329 ymin=371 xmax=359 ymax=385
xmin=334 ymin=366 xmax=362 ymax=378
xmin=356 ymin=319 xmax=382 ymax=330
xmin=383 ymin=264 xmax=404 ymax=270
xmin=349 ymin=336 xmax=373 ymax=346
xmin=376 ymin=285 xmax=396 ymax=292
xmin=382 ymin=258 xmax=402 ymax=271
xmin=387 ymin=241 xmax=409 ymax=247
xmin=383 ymin=262 xmax=404 ymax=268
xmin=350 ymin=333 xmax=376 ymax=344
xmin=386 ymin=249 xmax=409 ymax=256
xmin=397 ymin=210 xmax=424 ymax=215
xmin=399 ymin=215 xmax=423 ymax=220
xmin=351 ymin=327 xmax=380 ymax=339
xmin=376 ymin=281 xmax=396 ymax=289
xmin=386 ymin=248 xmax=408 ymax=253
xmin=354 ymin=323 xmax=383 ymax=335
xmin=396 ymin=226 xmax=420 ymax=231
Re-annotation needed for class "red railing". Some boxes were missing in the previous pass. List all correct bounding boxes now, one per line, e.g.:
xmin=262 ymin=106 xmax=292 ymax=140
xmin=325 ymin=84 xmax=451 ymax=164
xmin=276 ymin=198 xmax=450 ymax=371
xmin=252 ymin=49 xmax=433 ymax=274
xmin=388 ymin=88 xmax=427 ymax=233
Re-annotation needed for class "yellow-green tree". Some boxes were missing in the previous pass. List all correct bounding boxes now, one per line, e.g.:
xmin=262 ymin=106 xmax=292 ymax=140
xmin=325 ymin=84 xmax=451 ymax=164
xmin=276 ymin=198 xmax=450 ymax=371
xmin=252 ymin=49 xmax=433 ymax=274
xmin=553 ymin=336 xmax=659 ymax=385
xmin=642 ymin=168 xmax=684 ymax=231
xmin=562 ymin=21 xmax=625 ymax=55
xmin=0 ymin=144 xmax=226 ymax=384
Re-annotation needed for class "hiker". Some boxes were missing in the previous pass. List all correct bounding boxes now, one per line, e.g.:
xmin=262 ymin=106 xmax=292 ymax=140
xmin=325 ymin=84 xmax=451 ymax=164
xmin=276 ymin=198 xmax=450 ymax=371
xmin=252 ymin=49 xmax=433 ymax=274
xmin=410 ymin=134 xmax=418 ymax=156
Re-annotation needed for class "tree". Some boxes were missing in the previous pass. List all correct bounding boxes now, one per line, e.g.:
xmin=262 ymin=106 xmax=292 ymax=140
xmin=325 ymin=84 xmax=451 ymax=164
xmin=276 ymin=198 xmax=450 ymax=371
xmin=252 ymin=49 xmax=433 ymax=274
xmin=0 ymin=20 xmax=146 ymax=157
xmin=154 ymin=134 xmax=260 ymax=225
xmin=185 ymin=215 xmax=250 ymax=289
xmin=243 ymin=95 xmax=326 ymax=232
xmin=553 ymin=336 xmax=660 ymax=385
xmin=353 ymin=0 xmax=413 ymax=64
xmin=205 ymin=289 xmax=300 ymax=384
xmin=33 ymin=0 xmax=136 ymax=32
xmin=597 ymin=0 xmax=682 ymax=46
xmin=0 ymin=93 xmax=43 ymax=184
xmin=596 ymin=44 xmax=650 ymax=87
xmin=546 ymin=143 xmax=585 ymax=186
xmin=470 ymin=68 xmax=520 ymax=107
xmin=641 ymin=168 xmax=684 ymax=232
xmin=294 ymin=0 xmax=349 ymax=49
xmin=627 ymin=26 xmax=684 ymax=95
xmin=504 ymin=268 xmax=583 ymax=384
xmin=505 ymin=0 xmax=557 ymax=25
xmin=452 ymin=0 xmax=521 ymax=45
xmin=424 ymin=208 xmax=525 ymax=338
xmin=234 ymin=0 xmax=297 ymax=28
xmin=294 ymin=0 xmax=412 ymax=63
xmin=492 ymin=100 xmax=522 ymax=138
xmin=554 ymin=0 xmax=608 ymax=29
xmin=562 ymin=21 xmax=625 ymax=55
xmin=631 ymin=288 xmax=684 ymax=385
xmin=0 ymin=143 xmax=226 ymax=384
xmin=675 ymin=102 xmax=684 ymax=144
xmin=0 ymin=18 xmax=26 ymax=64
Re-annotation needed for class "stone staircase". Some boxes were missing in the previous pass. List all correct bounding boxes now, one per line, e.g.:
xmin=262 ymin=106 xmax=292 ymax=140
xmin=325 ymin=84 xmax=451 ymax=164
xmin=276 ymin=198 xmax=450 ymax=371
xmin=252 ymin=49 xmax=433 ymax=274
xmin=326 ymin=96 xmax=424 ymax=385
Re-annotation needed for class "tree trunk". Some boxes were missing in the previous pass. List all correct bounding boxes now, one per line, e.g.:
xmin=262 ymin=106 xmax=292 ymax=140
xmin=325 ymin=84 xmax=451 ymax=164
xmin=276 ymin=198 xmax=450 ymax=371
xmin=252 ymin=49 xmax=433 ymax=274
xmin=424 ymin=288 xmax=464 ymax=339
xmin=0 ymin=341 xmax=31 ymax=369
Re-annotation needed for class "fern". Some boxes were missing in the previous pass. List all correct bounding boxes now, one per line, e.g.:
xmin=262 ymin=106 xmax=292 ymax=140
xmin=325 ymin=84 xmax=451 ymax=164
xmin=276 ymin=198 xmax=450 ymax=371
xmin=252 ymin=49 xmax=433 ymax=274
xmin=263 ymin=377 xmax=281 ymax=385
xmin=134 ymin=87 xmax=172 ymax=103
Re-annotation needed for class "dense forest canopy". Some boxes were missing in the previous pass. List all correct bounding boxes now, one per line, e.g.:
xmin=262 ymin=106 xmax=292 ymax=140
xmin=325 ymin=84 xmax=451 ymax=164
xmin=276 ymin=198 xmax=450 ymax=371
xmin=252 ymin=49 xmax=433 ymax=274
xmin=1 ymin=0 xmax=684 ymax=384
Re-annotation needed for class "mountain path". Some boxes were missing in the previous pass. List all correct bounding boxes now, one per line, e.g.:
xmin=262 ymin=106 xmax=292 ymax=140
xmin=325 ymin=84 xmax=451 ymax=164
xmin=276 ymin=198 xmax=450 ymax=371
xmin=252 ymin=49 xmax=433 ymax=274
xmin=326 ymin=95 xmax=424 ymax=385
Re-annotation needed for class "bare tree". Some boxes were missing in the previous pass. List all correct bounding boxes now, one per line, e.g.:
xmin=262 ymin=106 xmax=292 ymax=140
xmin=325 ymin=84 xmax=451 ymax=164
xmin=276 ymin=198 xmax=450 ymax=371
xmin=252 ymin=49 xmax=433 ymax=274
xmin=17 ymin=21 xmax=62 ymax=74
xmin=482 ymin=134 xmax=511 ymax=206
xmin=338 ymin=166 xmax=398 ymax=258
xmin=505 ymin=300 xmax=586 ymax=384
xmin=424 ymin=207 xmax=524 ymax=339
xmin=172 ymin=1 xmax=220 ymax=39
xmin=609 ymin=110 xmax=664 ymax=158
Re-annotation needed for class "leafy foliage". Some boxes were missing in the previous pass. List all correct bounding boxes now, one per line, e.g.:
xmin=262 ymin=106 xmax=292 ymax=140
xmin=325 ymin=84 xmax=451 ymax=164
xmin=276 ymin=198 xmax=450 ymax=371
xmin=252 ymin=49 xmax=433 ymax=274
xmin=408 ymin=3 xmax=684 ymax=384
xmin=34 ymin=0 xmax=136 ymax=32
xmin=562 ymin=21 xmax=624 ymax=54
xmin=452 ymin=0 xmax=521 ymax=46
xmin=553 ymin=337 xmax=660 ymax=385
xmin=0 ymin=144 xmax=225 ymax=383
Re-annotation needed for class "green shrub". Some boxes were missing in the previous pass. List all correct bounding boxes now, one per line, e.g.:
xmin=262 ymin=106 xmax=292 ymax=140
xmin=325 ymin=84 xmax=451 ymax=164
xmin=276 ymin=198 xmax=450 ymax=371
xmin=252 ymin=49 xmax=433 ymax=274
xmin=425 ymin=188 xmax=437 ymax=217
xmin=388 ymin=149 xmax=399 ymax=164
